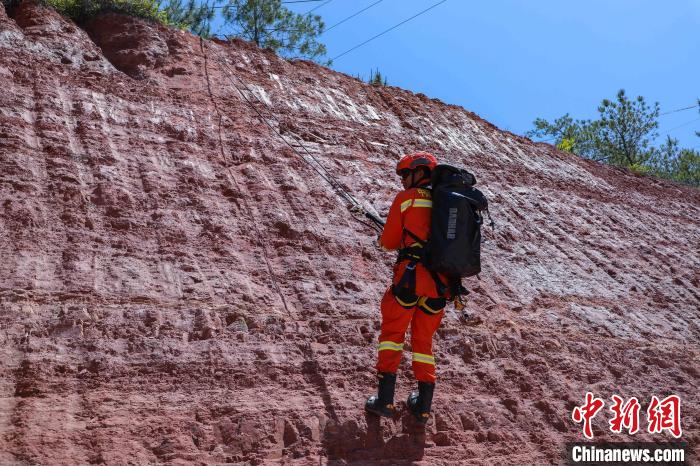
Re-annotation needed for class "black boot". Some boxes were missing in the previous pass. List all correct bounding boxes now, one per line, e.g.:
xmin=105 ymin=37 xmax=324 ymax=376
xmin=407 ymin=381 xmax=435 ymax=424
xmin=365 ymin=372 xmax=396 ymax=417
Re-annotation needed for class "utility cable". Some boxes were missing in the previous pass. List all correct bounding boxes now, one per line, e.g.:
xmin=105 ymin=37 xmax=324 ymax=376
xmin=331 ymin=0 xmax=448 ymax=61
xmin=305 ymin=0 xmax=333 ymax=13
xmin=529 ymin=101 xmax=699 ymax=142
xmin=322 ymin=0 xmax=385 ymax=34
xmin=660 ymin=103 xmax=699 ymax=116
xmin=658 ymin=117 xmax=700 ymax=138
xmin=532 ymin=107 xmax=700 ymax=143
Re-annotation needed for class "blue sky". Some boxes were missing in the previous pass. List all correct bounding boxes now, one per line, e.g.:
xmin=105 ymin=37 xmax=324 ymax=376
xmin=213 ymin=0 xmax=700 ymax=150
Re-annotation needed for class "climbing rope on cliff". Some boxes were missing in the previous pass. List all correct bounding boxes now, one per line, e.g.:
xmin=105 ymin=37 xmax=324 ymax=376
xmin=202 ymin=39 xmax=384 ymax=234
xmin=199 ymin=37 xmax=292 ymax=316
xmin=200 ymin=41 xmax=349 ymax=423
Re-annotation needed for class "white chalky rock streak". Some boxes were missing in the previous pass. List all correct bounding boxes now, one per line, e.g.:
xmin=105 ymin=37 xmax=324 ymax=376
xmin=0 ymin=7 xmax=698 ymax=463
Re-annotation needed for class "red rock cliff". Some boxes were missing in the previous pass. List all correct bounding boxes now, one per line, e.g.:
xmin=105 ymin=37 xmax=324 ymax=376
xmin=1 ymin=3 xmax=698 ymax=464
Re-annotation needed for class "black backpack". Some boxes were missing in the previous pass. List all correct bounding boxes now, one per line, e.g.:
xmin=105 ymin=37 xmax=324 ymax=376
xmin=424 ymin=164 xmax=488 ymax=279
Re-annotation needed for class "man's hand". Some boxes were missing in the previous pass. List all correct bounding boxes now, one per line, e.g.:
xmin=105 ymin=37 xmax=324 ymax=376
xmin=349 ymin=203 xmax=365 ymax=214
xmin=365 ymin=211 xmax=386 ymax=228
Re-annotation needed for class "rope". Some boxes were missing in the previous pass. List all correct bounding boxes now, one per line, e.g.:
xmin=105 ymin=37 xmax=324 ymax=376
xmin=200 ymin=41 xmax=358 ymax=423
xmin=200 ymin=37 xmax=292 ymax=315
xmin=202 ymin=39 xmax=386 ymax=331
xmin=214 ymin=52 xmax=360 ymax=207
xmin=206 ymin=42 xmax=383 ymax=233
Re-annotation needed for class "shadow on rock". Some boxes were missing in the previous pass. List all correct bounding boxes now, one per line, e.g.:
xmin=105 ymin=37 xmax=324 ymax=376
xmin=83 ymin=12 xmax=170 ymax=78
xmin=322 ymin=412 xmax=426 ymax=464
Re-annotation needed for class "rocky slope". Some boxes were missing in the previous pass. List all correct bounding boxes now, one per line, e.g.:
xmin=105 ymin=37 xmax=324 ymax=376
xmin=0 ymin=3 xmax=698 ymax=464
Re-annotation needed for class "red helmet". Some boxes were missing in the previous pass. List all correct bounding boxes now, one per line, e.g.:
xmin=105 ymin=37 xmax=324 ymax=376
xmin=396 ymin=152 xmax=437 ymax=175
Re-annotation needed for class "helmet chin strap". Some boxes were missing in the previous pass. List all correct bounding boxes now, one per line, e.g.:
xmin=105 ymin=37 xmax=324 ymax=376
xmin=410 ymin=172 xmax=430 ymax=188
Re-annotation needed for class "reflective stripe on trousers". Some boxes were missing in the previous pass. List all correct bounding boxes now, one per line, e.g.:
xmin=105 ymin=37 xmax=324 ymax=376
xmin=375 ymin=287 xmax=444 ymax=383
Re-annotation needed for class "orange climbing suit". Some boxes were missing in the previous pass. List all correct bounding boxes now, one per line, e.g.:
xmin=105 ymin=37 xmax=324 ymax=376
xmin=376 ymin=185 xmax=447 ymax=383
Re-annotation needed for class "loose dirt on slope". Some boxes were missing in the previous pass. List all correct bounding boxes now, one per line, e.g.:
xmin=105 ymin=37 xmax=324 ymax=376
xmin=0 ymin=3 xmax=698 ymax=464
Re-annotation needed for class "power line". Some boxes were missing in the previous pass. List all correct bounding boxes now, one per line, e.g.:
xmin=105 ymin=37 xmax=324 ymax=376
xmin=323 ymin=0 xmax=385 ymax=34
xmin=256 ymin=1 xmax=385 ymax=36
xmin=538 ymin=116 xmax=700 ymax=144
xmin=305 ymin=0 xmax=333 ymax=14
xmin=658 ymin=117 xmax=700 ymax=138
xmin=660 ymin=103 xmax=699 ymax=116
xmin=331 ymin=0 xmax=449 ymax=61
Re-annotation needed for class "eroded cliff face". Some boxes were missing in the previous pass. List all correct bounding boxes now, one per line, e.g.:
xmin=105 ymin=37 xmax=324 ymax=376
xmin=1 ymin=3 xmax=698 ymax=464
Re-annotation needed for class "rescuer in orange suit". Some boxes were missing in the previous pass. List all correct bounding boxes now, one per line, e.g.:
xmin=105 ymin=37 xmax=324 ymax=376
xmin=365 ymin=152 xmax=447 ymax=425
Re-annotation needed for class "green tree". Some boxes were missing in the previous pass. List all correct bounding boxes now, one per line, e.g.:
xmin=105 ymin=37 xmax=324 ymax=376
xmin=595 ymin=90 xmax=660 ymax=167
xmin=369 ymin=68 xmax=387 ymax=86
xmin=672 ymin=149 xmax=700 ymax=186
xmin=222 ymin=0 xmax=327 ymax=63
xmin=15 ymin=0 xmax=219 ymax=38
xmin=648 ymin=137 xmax=700 ymax=186
xmin=649 ymin=136 xmax=680 ymax=173
xmin=527 ymin=113 xmax=600 ymax=160
xmin=161 ymin=0 xmax=217 ymax=37
xmin=527 ymin=90 xmax=660 ymax=167
xmin=35 ymin=0 xmax=170 ymax=25
xmin=527 ymin=90 xmax=699 ymax=187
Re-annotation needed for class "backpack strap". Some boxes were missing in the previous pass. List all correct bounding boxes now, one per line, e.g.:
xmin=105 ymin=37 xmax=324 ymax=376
xmin=396 ymin=245 xmax=423 ymax=263
xmin=399 ymin=228 xmax=450 ymax=298
xmin=429 ymin=270 xmax=448 ymax=298
xmin=403 ymin=228 xmax=425 ymax=247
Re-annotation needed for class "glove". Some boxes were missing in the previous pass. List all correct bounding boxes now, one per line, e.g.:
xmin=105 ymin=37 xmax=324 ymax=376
xmin=348 ymin=203 xmax=365 ymax=214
